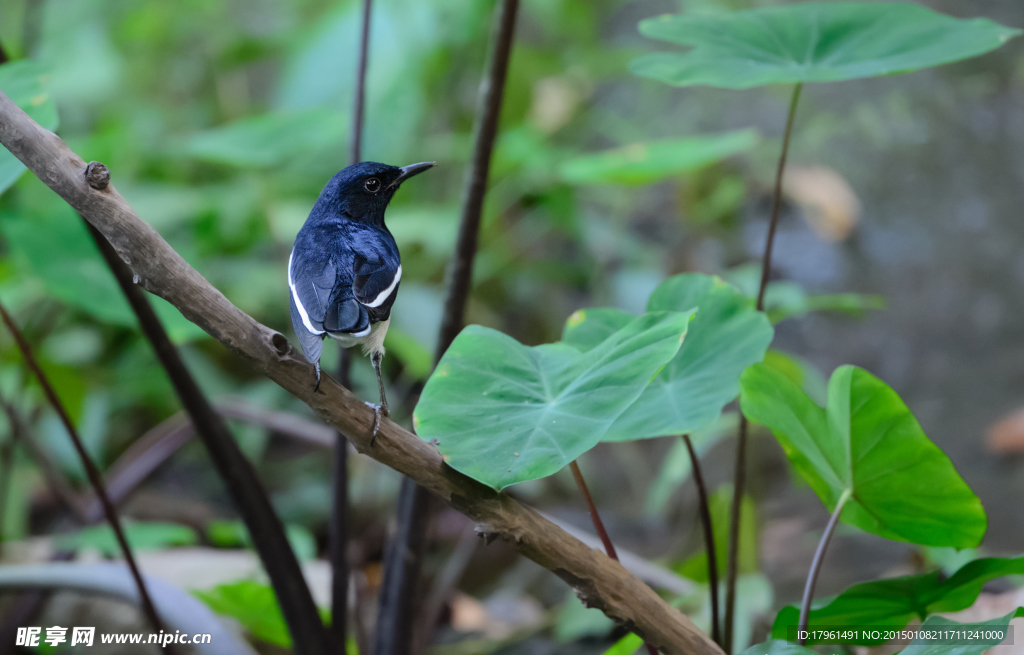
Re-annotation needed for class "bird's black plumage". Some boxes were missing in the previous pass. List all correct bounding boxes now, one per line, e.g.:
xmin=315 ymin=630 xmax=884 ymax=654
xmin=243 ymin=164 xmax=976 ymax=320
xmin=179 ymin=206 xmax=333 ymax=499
xmin=288 ymin=161 xmax=434 ymax=412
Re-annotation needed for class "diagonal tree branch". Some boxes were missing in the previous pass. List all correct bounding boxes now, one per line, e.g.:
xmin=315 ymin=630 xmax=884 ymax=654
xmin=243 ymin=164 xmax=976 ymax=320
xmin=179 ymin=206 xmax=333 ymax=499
xmin=0 ymin=89 xmax=721 ymax=655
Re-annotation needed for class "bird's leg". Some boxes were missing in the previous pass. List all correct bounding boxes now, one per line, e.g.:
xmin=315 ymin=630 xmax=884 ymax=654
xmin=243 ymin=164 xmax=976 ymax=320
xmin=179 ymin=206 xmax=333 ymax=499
xmin=370 ymin=350 xmax=389 ymax=445
xmin=314 ymin=361 xmax=321 ymax=393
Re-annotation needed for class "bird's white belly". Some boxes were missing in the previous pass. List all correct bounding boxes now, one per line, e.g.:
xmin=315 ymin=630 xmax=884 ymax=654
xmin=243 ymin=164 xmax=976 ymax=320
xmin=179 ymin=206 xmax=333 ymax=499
xmin=329 ymin=317 xmax=390 ymax=356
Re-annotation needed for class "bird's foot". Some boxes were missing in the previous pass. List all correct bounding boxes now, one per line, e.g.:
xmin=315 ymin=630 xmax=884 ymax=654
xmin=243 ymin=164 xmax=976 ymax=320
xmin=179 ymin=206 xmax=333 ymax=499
xmin=368 ymin=401 xmax=390 ymax=446
xmin=313 ymin=362 xmax=321 ymax=393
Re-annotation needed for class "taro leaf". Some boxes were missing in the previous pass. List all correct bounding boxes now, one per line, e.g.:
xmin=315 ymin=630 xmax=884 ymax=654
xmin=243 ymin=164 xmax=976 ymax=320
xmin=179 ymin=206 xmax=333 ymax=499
xmin=562 ymin=274 xmax=773 ymax=442
xmin=56 ymin=521 xmax=197 ymax=556
xmin=631 ymin=3 xmax=1021 ymax=89
xmin=415 ymin=311 xmax=694 ymax=491
xmin=771 ymin=556 xmax=1024 ymax=645
xmin=559 ymin=130 xmax=758 ymax=186
xmin=741 ymin=363 xmax=985 ymax=548
xmin=0 ymin=61 xmax=59 ymax=195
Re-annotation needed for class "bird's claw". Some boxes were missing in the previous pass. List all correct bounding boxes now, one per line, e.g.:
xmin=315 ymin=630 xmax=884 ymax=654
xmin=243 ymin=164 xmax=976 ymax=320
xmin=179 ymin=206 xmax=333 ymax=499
xmin=313 ymin=362 xmax=321 ymax=393
xmin=370 ymin=403 xmax=390 ymax=446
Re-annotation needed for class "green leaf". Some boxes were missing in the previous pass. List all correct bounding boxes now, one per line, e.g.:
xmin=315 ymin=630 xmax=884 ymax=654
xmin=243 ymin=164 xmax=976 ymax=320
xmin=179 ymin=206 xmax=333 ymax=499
xmin=558 ymin=130 xmax=758 ymax=186
xmin=771 ymin=556 xmax=1024 ymax=644
xmin=631 ymin=3 xmax=1020 ymax=89
xmin=184 ymin=108 xmax=345 ymax=167
xmin=741 ymin=363 xmax=985 ymax=548
xmin=562 ymin=274 xmax=773 ymax=442
xmin=723 ymin=265 xmax=884 ymax=325
xmin=1 ymin=207 xmax=207 ymax=343
xmin=602 ymin=633 xmax=644 ymax=655
xmin=0 ymin=61 xmax=59 ymax=195
xmin=56 ymin=521 xmax=197 ymax=556
xmin=415 ymin=311 xmax=694 ymax=490
xmin=194 ymin=581 xmax=292 ymax=647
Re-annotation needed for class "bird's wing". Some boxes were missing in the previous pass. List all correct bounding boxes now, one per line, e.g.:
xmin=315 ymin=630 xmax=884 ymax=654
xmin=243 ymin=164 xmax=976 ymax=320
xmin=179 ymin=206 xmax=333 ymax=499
xmin=288 ymin=249 xmax=336 ymax=362
xmin=352 ymin=250 xmax=402 ymax=324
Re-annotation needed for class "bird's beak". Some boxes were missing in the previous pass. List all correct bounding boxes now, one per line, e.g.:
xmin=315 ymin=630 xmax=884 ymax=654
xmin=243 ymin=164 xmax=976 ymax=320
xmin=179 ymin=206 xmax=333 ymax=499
xmin=390 ymin=161 xmax=436 ymax=188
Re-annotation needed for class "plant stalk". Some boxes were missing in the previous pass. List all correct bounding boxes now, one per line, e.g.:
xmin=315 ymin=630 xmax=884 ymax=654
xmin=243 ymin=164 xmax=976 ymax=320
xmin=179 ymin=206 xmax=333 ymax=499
xmin=86 ymin=224 xmax=332 ymax=655
xmin=0 ymin=299 xmax=163 ymax=633
xmin=333 ymin=1 xmax=373 ymax=645
xmin=375 ymin=2 xmax=518 ymax=653
xmin=798 ymin=489 xmax=851 ymax=645
xmin=724 ymin=82 xmax=803 ymax=654
xmin=682 ymin=435 xmax=720 ymax=647
xmin=570 ymin=460 xmax=659 ymax=655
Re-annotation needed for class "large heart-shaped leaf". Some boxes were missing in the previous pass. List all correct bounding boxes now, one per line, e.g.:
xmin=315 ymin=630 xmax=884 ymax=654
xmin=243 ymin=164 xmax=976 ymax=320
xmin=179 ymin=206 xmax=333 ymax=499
xmin=558 ymin=130 xmax=758 ymax=186
xmin=0 ymin=61 xmax=59 ymax=195
xmin=564 ymin=274 xmax=773 ymax=441
xmin=415 ymin=311 xmax=694 ymax=490
xmin=771 ymin=556 xmax=1024 ymax=644
xmin=631 ymin=3 xmax=1020 ymax=90
xmin=740 ymin=363 xmax=985 ymax=548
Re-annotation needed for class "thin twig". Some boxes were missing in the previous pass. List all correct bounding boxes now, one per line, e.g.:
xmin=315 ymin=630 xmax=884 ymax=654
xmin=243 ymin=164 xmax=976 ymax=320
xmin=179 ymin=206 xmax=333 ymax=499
xmin=377 ymin=2 xmax=520 ymax=653
xmin=0 ymin=299 xmax=163 ymax=633
xmin=683 ymin=435 xmax=720 ymax=647
xmin=334 ymin=2 xmax=373 ymax=644
xmin=724 ymin=82 xmax=803 ymax=654
xmin=797 ymin=490 xmax=851 ymax=645
xmin=84 ymin=223 xmax=332 ymax=655
xmin=569 ymin=461 xmax=617 ymax=560
xmin=570 ymin=461 xmax=658 ymax=655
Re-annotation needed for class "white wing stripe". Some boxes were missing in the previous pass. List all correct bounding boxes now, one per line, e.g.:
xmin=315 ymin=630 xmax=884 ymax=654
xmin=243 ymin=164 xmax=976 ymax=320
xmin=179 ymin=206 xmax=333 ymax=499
xmin=288 ymin=250 xmax=326 ymax=336
xmin=363 ymin=264 xmax=402 ymax=308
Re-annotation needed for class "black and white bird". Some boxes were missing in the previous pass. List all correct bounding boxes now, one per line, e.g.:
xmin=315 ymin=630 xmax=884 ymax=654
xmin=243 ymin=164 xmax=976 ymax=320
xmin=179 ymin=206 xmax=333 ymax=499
xmin=288 ymin=161 xmax=434 ymax=440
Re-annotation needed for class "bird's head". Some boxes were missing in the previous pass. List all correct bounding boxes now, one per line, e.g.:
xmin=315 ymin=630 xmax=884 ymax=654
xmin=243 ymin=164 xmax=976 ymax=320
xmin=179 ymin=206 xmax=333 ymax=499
xmin=314 ymin=161 xmax=435 ymax=225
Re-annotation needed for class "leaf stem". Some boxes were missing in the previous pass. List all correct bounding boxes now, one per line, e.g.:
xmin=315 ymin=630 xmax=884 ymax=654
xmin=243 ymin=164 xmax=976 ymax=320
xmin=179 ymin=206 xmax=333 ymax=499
xmin=569 ymin=460 xmax=618 ymax=560
xmin=0 ymin=299 xmax=163 ymax=633
xmin=682 ymin=435 xmax=720 ymax=647
xmin=756 ymin=82 xmax=802 ymax=311
xmin=724 ymin=82 xmax=803 ymax=654
xmin=570 ymin=460 xmax=659 ymax=655
xmin=333 ymin=0 xmax=373 ymax=646
xmin=798 ymin=489 xmax=851 ymax=645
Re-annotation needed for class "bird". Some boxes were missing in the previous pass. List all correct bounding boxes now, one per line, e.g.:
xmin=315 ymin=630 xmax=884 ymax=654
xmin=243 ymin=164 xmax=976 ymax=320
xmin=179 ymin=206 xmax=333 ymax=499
xmin=288 ymin=160 xmax=435 ymax=442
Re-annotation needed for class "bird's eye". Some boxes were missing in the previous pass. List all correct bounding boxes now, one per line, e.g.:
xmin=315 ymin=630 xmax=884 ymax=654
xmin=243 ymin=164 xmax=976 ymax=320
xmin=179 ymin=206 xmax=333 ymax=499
xmin=364 ymin=177 xmax=381 ymax=193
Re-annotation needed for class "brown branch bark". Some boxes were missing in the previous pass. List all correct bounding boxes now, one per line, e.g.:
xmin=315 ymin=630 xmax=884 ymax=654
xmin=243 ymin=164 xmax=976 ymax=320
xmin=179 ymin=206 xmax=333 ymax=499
xmin=0 ymin=89 xmax=721 ymax=655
